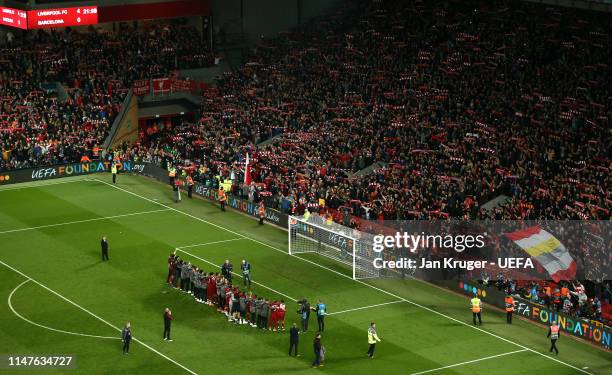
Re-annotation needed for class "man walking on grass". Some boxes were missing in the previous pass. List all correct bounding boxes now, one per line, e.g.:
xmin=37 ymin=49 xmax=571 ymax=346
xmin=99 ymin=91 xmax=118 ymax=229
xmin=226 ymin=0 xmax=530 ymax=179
xmin=312 ymin=332 xmax=323 ymax=367
xmin=101 ymin=236 xmax=109 ymax=261
xmin=289 ymin=323 xmax=300 ymax=357
xmin=122 ymin=322 xmax=132 ymax=354
xmin=163 ymin=308 xmax=173 ymax=341
xmin=367 ymin=322 xmax=381 ymax=359
xmin=313 ymin=300 xmax=326 ymax=332
xmin=241 ymin=259 xmax=251 ymax=288
xmin=547 ymin=321 xmax=560 ymax=355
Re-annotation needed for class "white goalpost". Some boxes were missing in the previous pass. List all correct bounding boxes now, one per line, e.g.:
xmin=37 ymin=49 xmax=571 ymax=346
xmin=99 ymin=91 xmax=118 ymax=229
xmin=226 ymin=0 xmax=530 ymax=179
xmin=288 ymin=215 xmax=380 ymax=279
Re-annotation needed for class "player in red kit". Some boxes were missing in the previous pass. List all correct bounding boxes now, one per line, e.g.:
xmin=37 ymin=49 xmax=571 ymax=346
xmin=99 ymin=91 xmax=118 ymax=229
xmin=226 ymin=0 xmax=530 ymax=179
xmin=270 ymin=300 xmax=279 ymax=331
xmin=207 ymin=273 xmax=217 ymax=306
xmin=167 ymin=252 xmax=176 ymax=284
xmin=278 ymin=300 xmax=286 ymax=331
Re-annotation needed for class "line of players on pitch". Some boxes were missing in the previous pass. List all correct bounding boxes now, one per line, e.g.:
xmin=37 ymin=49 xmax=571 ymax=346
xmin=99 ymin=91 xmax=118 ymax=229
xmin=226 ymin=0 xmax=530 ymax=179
xmin=167 ymin=251 xmax=294 ymax=330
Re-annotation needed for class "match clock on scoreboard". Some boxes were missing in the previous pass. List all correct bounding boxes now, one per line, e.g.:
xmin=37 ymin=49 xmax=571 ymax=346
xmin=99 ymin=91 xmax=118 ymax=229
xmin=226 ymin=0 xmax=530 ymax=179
xmin=27 ymin=6 xmax=98 ymax=29
xmin=0 ymin=7 xmax=28 ymax=29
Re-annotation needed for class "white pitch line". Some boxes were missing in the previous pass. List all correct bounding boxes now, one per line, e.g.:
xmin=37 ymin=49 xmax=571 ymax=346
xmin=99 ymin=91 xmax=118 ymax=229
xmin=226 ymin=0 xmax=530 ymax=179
xmin=0 ymin=208 xmax=170 ymax=235
xmin=176 ymin=248 xmax=298 ymax=302
xmin=326 ymin=300 xmax=405 ymax=316
xmin=176 ymin=238 xmax=244 ymax=249
xmin=0 ymin=260 xmax=199 ymax=375
xmin=409 ymin=349 xmax=529 ymax=375
xmin=410 ymin=349 xmax=529 ymax=375
xmin=8 ymin=279 xmax=120 ymax=340
xmin=93 ymin=178 xmax=593 ymax=375
xmin=0 ymin=178 xmax=86 ymax=192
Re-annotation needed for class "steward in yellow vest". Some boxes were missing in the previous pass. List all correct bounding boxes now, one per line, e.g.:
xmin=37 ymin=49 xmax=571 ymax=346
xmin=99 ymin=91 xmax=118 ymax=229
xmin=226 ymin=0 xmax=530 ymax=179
xmin=470 ymin=296 xmax=482 ymax=325
xmin=367 ymin=322 xmax=381 ymax=359
xmin=168 ymin=167 xmax=176 ymax=186
xmin=111 ymin=164 xmax=118 ymax=184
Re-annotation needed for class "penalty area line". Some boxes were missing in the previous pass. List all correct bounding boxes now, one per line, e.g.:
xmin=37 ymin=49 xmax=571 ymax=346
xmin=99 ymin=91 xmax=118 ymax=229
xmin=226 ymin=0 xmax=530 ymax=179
xmin=175 ymin=238 xmax=244 ymax=249
xmin=408 ymin=349 xmax=529 ymax=375
xmin=326 ymin=300 xmax=405 ymax=316
xmin=0 ymin=260 xmax=200 ymax=375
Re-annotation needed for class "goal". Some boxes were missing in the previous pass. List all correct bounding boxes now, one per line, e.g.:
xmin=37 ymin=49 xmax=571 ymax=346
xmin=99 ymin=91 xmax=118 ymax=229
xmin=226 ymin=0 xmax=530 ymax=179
xmin=288 ymin=215 xmax=380 ymax=279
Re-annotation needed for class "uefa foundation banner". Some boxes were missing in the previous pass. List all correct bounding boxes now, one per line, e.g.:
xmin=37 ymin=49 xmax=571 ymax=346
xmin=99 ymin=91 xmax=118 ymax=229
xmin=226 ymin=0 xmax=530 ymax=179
xmin=0 ymin=161 xmax=137 ymax=185
xmin=349 ymin=220 xmax=610 ymax=282
xmin=449 ymin=281 xmax=611 ymax=349
xmin=515 ymin=298 xmax=611 ymax=349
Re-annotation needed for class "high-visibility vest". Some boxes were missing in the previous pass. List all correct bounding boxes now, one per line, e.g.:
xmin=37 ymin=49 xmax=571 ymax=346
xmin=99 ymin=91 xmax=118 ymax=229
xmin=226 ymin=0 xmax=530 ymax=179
xmin=218 ymin=189 xmax=226 ymax=202
xmin=186 ymin=176 xmax=194 ymax=186
xmin=505 ymin=296 xmax=514 ymax=312
xmin=367 ymin=328 xmax=380 ymax=344
xmin=258 ymin=205 xmax=265 ymax=217
xmin=470 ymin=298 xmax=481 ymax=313
xmin=111 ymin=165 xmax=117 ymax=174
xmin=550 ymin=325 xmax=559 ymax=340
xmin=169 ymin=169 xmax=176 ymax=178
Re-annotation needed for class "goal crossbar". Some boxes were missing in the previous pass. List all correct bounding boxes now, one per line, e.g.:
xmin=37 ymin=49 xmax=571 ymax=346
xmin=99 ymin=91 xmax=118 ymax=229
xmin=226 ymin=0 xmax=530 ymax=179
xmin=288 ymin=215 xmax=379 ymax=279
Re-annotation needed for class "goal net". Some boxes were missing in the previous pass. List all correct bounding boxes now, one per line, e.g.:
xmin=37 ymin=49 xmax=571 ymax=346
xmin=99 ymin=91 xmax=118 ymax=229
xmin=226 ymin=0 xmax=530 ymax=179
xmin=288 ymin=215 xmax=380 ymax=279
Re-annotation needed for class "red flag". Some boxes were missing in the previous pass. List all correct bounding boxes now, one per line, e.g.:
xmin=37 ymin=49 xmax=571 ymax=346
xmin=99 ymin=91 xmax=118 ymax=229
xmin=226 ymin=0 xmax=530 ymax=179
xmin=244 ymin=153 xmax=252 ymax=185
xmin=152 ymin=78 xmax=170 ymax=94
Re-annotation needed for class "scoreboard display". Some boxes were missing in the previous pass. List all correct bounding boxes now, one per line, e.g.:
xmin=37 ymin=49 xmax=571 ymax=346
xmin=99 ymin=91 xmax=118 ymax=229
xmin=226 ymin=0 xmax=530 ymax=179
xmin=0 ymin=6 xmax=98 ymax=30
xmin=0 ymin=7 xmax=28 ymax=29
xmin=28 ymin=6 xmax=98 ymax=29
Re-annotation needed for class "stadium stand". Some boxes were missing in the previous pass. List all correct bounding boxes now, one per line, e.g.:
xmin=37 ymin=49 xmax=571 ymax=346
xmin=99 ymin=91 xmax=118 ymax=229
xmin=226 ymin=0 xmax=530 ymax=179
xmin=0 ymin=0 xmax=609 ymax=325
xmin=0 ymin=22 xmax=212 ymax=170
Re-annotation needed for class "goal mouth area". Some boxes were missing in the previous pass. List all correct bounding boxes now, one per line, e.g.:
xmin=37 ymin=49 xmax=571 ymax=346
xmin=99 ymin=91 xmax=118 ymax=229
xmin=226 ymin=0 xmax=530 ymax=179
xmin=288 ymin=215 xmax=380 ymax=280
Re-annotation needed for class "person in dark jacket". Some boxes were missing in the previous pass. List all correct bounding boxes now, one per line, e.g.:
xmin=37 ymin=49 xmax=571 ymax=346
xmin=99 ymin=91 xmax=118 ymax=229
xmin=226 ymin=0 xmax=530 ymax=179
xmin=289 ymin=323 xmax=300 ymax=356
xmin=221 ymin=260 xmax=233 ymax=284
xmin=101 ymin=236 xmax=109 ymax=261
xmin=121 ymin=322 xmax=132 ymax=354
xmin=163 ymin=308 xmax=173 ymax=341
xmin=260 ymin=299 xmax=269 ymax=330
xmin=312 ymin=332 xmax=322 ymax=367
xmin=299 ymin=299 xmax=311 ymax=332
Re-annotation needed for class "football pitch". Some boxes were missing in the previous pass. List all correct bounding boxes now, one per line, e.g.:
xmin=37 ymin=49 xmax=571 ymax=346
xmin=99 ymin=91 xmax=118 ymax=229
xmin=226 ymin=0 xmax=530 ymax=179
xmin=0 ymin=174 xmax=609 ymax=375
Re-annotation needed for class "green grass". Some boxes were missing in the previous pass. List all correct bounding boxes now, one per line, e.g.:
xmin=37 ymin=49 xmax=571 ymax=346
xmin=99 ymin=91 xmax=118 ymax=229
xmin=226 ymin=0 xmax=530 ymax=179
xmin=0 ymin=174 xmax=609 ymax=375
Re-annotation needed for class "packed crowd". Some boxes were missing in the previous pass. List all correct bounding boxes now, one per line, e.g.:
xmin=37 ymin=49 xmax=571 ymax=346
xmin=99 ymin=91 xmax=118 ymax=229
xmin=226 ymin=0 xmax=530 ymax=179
xmin=130 ymin=0 xmax=609 ymax=224
xmin=120 ymin=0 xmax=610 ymax=324
xmin=0 ymin=22 xmax=212 ymax=171
xmin=500 ymin=278 xmax=609 ymax=324
xmin=166 ymin=252 xmax=290 ymax=330
xmin=1 ymin=0 xmax=609 ymax=322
